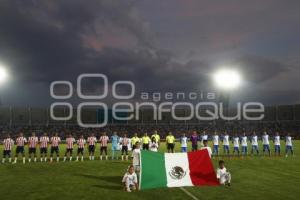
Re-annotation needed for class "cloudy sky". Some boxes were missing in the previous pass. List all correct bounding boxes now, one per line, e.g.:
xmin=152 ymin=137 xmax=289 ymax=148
xmin=0 ymin=0 xmax=299 ymax=106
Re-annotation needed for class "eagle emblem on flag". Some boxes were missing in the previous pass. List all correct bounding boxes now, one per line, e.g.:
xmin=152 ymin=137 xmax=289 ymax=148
xmin=169 ymin=166 xmax=186 ymax=180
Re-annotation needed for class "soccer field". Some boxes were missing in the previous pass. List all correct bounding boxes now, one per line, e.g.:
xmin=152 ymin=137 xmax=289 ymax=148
xmin=0 ymin=142 xmax=299 ymax=200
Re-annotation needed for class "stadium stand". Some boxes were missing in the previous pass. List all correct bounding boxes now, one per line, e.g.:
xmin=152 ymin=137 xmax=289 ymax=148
xmin=0 ymin=106 xmax=300 ymax=139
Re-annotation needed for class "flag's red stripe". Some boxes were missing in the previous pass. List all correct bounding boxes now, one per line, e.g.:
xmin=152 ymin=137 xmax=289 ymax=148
xmin=187 ymin=149 xmax=220 ymax=186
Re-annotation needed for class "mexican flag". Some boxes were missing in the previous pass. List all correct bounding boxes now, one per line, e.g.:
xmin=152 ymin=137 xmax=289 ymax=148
xmin=139 ymin=149 xmax=219 ymax=190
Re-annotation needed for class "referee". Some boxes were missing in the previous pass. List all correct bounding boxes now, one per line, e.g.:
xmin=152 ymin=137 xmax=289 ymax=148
xmin=166 ymin=132 xmax=175 ymax=153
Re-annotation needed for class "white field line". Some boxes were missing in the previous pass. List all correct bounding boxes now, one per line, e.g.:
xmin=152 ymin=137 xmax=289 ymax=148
xmin=179 ymin=187 xmax=200 ymax=200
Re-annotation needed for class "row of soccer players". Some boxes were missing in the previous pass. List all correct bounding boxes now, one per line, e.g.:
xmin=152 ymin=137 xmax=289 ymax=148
xmin=1 ymin=131 xmax=165 ymax=164
xmin=1 ymin=130 xmax=295 ymax=163
xmin=1 ymin=132 xmax=119 ymax=164
xmin=184 ymin=131 xmax=294 ymax=156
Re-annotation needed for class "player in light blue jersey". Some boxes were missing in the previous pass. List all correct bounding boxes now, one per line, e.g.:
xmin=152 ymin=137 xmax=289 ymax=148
xmin=111 ymin=132 xmax=119 ymax=160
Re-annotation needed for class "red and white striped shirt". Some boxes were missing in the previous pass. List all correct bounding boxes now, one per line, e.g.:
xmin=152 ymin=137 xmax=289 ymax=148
xmin=77 ymin=138 xmax=86 ymax=148
xmin=16 ymin=137 xmax=27 ymax=147
xmin=66 ymin=137 xmax=76 ymax=149
xmin=51 ymin=136 xmax=61 ymax=147
xmin=121 ymin=137 xmax=129 ymax=146
xmin=39 ymin=136 xmax=49 ymax=148
xmin=87 ymin=136 xmax=97 ymax=146
xmin=3 ymin=138 xmax=14 ymax=150
xmin=28 ymin=136 xmax=39 ymax=148
xmin=99 ymin=136 xmax=109 ymax=147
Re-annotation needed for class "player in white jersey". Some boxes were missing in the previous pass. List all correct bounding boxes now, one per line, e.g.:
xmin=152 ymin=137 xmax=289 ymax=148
xmin=99 ymin=132 xmax=109 ymax=160
xmin=149 ymin=137 xmax=159 ymax=152
xmin=241 ymin=132 xmax=248 ymax=156
xmin=2 ymin=134 xmax=14 ymax=163
xmin=28 ymin=132 xmax=39 ymax=162
xmin=222 ymin=132 xmax=230 ymax=155
xmin=39 ymin=133 xmax=49 ymax=162
xmin=232 ymin=135 xmax=240 ymax=156
xmin=64 ymin=134 xmax=76 ymax=162
xmin=132 ymin=142 xmax=141 ymax=172
xmin=212 ymin=131 xmax=219 ymax=156
xmin=262 ymin=131 xmax=271 ymax=156
xmin=76 ymin=135 xmax=86 ymax=162
xmin=273 ymin=132 xmax=281 ymax=156
xmin=216 ymin=160 xmax=231 ymax=186
xmin=201 ymin=131 xmax=208 ymax=146
xmin=87 ymin=133 xmax=97 ymax=160
xmin=251 ymin=132 xmax=259 ymax=155
xmin=14 ymin=132 xmax=27 ymax=164
xmin=50 ymin=133 xmax=61 ymax=162
xmin=180 ymin=133 xmax=188 ymax=153
xmin=120 ymin=134 xmax=130 ymax=161
xmin=122 ymin=165 xmax=139 ymax=192
xmin=285 ymin=133 xmax=293 ymax=157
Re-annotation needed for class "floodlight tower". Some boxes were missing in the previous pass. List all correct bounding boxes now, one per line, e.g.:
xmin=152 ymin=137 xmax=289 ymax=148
xmin=0 ymin=64 xmax=9 ymax=106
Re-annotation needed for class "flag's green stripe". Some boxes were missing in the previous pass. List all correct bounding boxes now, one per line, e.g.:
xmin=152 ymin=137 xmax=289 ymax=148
xmin=140 ymin=151 xmax=167 ymax=190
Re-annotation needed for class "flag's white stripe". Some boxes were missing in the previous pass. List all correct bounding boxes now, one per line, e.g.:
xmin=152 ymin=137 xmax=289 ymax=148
xmin=164 ymin=153 xmax=194 ymax=187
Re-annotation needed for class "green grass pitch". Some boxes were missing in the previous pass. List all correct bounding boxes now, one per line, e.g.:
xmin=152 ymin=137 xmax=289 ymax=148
xmin=0 ymin=141 xmax=299 ymax=200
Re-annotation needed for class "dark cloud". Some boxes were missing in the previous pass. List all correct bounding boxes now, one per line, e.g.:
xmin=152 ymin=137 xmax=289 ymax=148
xmin=0 ymin=0 xmax=298 ymax=106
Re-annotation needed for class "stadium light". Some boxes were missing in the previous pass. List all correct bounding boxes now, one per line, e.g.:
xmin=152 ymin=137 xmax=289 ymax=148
xmin=213 ymin=69 xmax=241 ymax=90
xmin=0 ymin=64 xmax=9 ymax=84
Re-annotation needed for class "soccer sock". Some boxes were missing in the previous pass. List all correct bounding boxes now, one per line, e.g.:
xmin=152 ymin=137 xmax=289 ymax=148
xmin=106 ymin=156 xmax=108 ymax=160
xmin=70 ymin=157 xmax=72 ymax=161
xmin=2 ymin=158 xmax=5 ymax=163
xmin=34 ymin=157 xmax=37 ymax=162
xmin=112 ymin=151 xmax=115 ymax=159
xmin=126 ymin=155 xmax=128 ymax=160
xmin=92 ymin=156 xmax=94 ymax=160
xmin=23 ymin=157 xmax=25 ymax=164
xmin=121 ymin=155 xmax=124 ymax=160
xmin=64 ymin=157 xmax=66 ymax=162
xmin=50 ymin=157 xmax=53 ymax=162
xmin=45 ymin=157 xmax=47 ymax=162
xmin=56 ymin=157 xmax=59 ymax=162
xmin=40 ymin=157 xmax=43 ymax=162
xmin=14 ymin=157 xmax=17 ymax=162
xmin=76 ymin=156 xmax=79 ymax=161
xmin=28 ymin=158 xmax=31 ymax=162
xmin=81 ymin=156 xmax=83 ymax=161
xmin=100 ymin=156 xmax=102 ymax=160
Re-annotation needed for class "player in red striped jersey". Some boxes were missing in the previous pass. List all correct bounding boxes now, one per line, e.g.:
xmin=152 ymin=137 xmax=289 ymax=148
xmin=87 ymin=133 xmax=97 ymax=160
xmin=2 ymin=134 xmax=14 ymax=163
xmin=76 ymin=135 xmax=86 ymax=162
xmin=13 ymin=133 xmax=27 ymax=164
xmin=28 ymin=132 xmax=39 ymax=163
xmin=39 ymin=132 xmax=49 ymax=162
xmin=64 ymin=134 xmax=76 ymax=162
xmin=99 ymin=132 xmax=109 ymax=160
xmin=50 ymin=133 xmax=61 ymax=162
xmin=120 ymin=134 xmax=130 ymax=161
